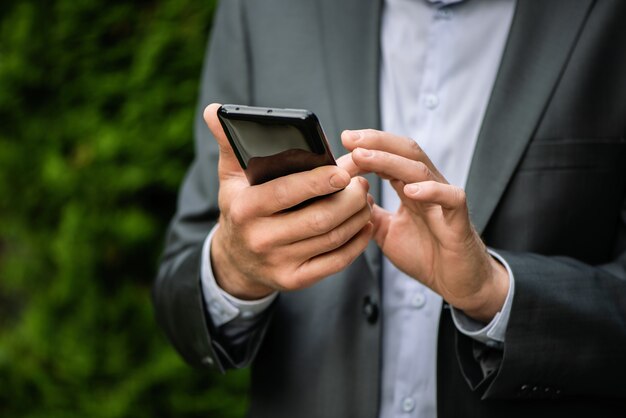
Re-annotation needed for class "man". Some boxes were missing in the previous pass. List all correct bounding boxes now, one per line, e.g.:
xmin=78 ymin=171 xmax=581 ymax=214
xmin=154 ymin=0 xmax=626 ymax=417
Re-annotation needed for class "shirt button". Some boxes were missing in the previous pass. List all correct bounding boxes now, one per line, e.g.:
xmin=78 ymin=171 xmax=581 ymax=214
xmin=362 ymin=296 xmax=379 ymax=324
xmin=411 ymin=293 xmax=427 ymax=309
xmin=424 ymin=94 xmax=439 ymax=110
xmin=240 ymin=311 xmax=253 ymax=319
xmin=402 ymin=397 xmax=415 ymax=412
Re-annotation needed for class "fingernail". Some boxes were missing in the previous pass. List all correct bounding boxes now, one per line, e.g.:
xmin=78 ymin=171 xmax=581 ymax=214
xmin=405 ymin=184 xmax=420 ymax=195
xmin=358 ymin=176 xmax=370 ymax=191
xmin=330 ymin=172 xmax=349 ymax=189
xmin=356 ymin=148 xmax=373 ymax=158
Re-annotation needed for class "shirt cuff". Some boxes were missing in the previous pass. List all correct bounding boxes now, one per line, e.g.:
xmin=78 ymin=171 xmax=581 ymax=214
xmin=200 ymin=224 xmax=278 ymax=327
xmin=450 ymin=249 xmax=515 ymax=347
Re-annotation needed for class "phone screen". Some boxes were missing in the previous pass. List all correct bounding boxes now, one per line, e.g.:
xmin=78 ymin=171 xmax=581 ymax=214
xmin=218 ymin=105 xmax=336 ymax=185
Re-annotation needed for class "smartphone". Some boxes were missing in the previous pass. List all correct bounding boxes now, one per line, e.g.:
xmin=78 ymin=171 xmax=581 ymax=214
xmin=217 ymin=104 xmax=336 ymax=185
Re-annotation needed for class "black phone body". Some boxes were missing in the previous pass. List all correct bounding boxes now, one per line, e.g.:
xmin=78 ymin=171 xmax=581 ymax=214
xmin=217 ymin=105 xmax=336 ymax=185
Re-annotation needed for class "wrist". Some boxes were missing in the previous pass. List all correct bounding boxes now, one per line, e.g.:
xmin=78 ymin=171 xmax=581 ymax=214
xmin=211 ymin=227 xmax=275 ymax=300
xmin=461 ymin=255 xmax=510 ymax=323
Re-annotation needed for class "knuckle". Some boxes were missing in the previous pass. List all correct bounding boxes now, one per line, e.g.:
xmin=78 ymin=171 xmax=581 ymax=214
xmin=415 ymin=161 xmax=430 ymax=179
xmin=272 ymin=271 xmax=291 ymax=290
xmin=300 ymin=168 xmax=333 ymax=197
xmin=272 ymin=182 xmax=291 ymax=208
xmin=248 ymin=234 xmax=271 ymax=256
xmin=307 ymin=175 xmax=328 ymax=197
xmin=272 ymin=273 xmax=290 ymax=291
xmin=309 ymin=210 xmax=333 ymax=234
xmin=228 ymin=200 xmax=248 ymax=226
xmin=276 ymin=270 xmax=304 ymax=291
xmin=245 ymin=236 xmax=264 ymax=256
xmin=326 ymin=227 xmax=345 ymax=249
xmin=243 ymin=224 xmax=273 ymax=256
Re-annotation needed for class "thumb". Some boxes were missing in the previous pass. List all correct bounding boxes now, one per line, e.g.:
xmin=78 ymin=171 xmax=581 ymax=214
xmin=204 ymin=103 xmax=245 ymax=176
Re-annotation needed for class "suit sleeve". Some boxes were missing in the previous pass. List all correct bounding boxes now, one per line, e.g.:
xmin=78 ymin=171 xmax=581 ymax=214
xmin=456 ymin=196 xmax=626 ymax=400
xmin=152 ymin=0 xmax=272 ymax=371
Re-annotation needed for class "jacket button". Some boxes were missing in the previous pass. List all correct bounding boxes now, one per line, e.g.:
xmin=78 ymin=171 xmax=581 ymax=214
xmin=518 ymin=384 xmax=529 ymax=397
xmin=363 ymin=296 xmax=379 ymax=324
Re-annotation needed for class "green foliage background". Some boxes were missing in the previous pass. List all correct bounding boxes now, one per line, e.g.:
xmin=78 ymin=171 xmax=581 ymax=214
xmin=0 ymin=1 xmax=249 ymax=416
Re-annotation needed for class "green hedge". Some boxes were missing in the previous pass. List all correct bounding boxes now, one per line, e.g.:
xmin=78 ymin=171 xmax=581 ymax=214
xmin=0 ymin=1 xmax=249 ymax=416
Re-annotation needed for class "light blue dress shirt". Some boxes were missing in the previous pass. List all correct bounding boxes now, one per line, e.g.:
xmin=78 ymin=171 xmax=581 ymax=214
xmin=378 ymin=0 xmax=515 ymax=416
xmin=201 ymin=0 xmax=517 ymax=417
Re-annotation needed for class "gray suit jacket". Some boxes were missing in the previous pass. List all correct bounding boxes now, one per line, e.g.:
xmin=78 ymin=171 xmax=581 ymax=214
xmin=154 ymin=1 xmax=626 ymax=417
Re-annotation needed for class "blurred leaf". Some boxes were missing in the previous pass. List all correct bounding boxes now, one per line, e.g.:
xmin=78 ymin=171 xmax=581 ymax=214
xmin=0 ymin=1 xmax=248 ymax=417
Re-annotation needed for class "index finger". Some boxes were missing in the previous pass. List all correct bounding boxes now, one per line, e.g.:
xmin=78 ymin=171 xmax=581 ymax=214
xmin=341 ymin=129 xmax=446 ymax=181
xmin=336 ymin=153 xmax=361 ymax=177
xmin=351 ymin=147 xmax=438 ymax=185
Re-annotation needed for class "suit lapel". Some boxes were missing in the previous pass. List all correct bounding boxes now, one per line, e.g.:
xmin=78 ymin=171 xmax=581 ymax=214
xmin=317 ymin=0 xmax=383 ymax=278
xmin=466 ymin=0 xmax=595 ymax=234
xmin=316 ymin=0 xmax=382 ymax=133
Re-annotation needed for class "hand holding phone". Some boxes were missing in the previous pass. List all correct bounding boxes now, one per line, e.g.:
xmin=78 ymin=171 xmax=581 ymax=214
xmin=203 ymin=103 xmax=373 ymax=300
